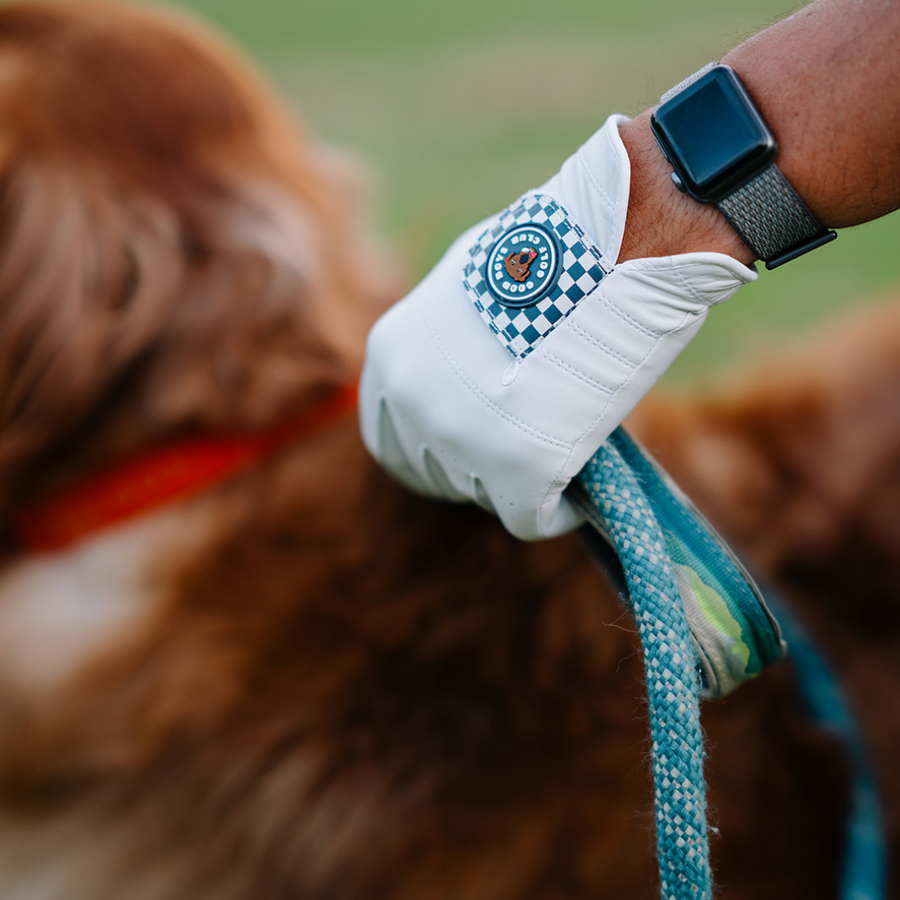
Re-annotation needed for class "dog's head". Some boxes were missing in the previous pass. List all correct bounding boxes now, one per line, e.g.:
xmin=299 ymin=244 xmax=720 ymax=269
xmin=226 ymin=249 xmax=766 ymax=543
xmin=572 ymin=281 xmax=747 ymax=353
xmin=0 ymin=1 xmax=394 ymax=516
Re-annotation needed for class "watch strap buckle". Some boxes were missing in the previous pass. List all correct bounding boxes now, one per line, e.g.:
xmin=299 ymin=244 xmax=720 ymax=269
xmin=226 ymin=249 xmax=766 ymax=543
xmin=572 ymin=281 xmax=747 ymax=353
xmin=764 ymin=229 xmax=837 ymax=269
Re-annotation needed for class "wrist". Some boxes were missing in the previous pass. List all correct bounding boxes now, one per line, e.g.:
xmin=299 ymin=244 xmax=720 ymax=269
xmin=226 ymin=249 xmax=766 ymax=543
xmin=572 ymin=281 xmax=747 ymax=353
xmin=617 ymin=112 xmax=757 ymax=266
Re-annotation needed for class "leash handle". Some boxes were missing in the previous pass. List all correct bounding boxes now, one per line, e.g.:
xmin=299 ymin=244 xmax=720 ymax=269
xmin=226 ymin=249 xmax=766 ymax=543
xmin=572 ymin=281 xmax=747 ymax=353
xmin=575 ymin=428 xmax=785 ymax=699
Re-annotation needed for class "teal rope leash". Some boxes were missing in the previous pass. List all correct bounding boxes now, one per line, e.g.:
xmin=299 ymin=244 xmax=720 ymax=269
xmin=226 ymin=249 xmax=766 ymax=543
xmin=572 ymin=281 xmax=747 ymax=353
xmin=576 ymin=427 xmax=887 ymax=900
xmin=762 ymin=588 xmax=887 ymax=900
xmin=579 ymin=440 xmax=711 ymax=900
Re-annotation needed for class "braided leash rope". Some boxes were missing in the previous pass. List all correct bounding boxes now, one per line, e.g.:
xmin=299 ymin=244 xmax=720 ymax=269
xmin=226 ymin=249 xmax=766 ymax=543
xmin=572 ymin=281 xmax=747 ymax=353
xmin=576 ymin=429 xmax=887 ymax=900
xmin=579 ymin=440 xmax=711 ymax=900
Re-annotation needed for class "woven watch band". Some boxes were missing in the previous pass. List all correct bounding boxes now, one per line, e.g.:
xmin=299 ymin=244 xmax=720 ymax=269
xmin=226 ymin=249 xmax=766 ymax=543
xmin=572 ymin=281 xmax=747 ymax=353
xmin=660 ymin=61 xmax=718 ymax=104
xmin=717 ymin=166 xmax=829 ymax=264
xmin=659 ymin=63 xmax=836 ymax=269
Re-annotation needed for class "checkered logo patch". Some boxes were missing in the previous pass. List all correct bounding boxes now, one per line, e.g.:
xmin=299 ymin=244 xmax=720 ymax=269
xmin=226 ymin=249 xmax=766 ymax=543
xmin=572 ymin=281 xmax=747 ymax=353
xmin=462 ymin=193 xmax=612 ymax=358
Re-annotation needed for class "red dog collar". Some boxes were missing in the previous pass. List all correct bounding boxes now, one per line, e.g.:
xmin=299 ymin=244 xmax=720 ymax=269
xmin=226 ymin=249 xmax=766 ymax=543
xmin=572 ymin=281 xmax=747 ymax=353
xmin=13 ymin=383 xmax=357 ymax=555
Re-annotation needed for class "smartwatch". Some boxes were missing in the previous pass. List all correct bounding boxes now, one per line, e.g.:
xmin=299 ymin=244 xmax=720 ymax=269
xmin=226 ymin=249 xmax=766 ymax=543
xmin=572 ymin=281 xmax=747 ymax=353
xmin=650 ymin=63 xmax=836 ymax=269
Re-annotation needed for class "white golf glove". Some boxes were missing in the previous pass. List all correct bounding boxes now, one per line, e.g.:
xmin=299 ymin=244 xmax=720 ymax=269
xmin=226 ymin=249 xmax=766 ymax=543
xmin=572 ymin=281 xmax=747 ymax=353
xmin=360 ymin=115 xmax=757 ymax=540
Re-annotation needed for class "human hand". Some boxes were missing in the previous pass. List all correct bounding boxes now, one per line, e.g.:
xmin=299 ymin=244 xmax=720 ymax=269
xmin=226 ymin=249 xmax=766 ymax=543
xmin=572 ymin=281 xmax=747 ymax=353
xmin=360 ymin=115 xmax=757 ymax=540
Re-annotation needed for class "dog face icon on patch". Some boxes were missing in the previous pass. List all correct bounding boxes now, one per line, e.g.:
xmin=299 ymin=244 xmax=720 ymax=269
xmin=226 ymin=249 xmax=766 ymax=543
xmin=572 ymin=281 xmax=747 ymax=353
xmin=504 ymin=247 xmax=537 ymax=282
xmin=484 ymin=222 xmax=562 ymax=308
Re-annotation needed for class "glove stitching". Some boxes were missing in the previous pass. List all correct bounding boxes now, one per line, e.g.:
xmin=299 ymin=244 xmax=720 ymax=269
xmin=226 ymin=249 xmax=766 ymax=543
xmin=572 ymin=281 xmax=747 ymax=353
xmin=604 ymin=292 xmax=663 ymax=338
xmin=671 ymin=265 xmax=705 ymax=305
xmin=536 ymin=300 xmax=696 ymax=535
xmin=623 ymin=259 xmax=745 ymax=307
xmin=579 ymin=303 xmax=693 ymax=435
xmin=577 ymin=144 xmax=616 ymax=222
xmin=568 ymin=321 xmax=637 ymax=369
xmin=669 ymin=265 xmax=740 ymax=309
xmin=539 ymin=350 xmax=617 ymax=394
xmin=421 ymin=308 xmax=571 ymax=452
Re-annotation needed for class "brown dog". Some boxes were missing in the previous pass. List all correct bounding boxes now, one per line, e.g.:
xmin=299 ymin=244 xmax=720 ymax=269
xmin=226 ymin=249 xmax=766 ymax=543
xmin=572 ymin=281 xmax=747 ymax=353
xmin=0 ymin=3 xmax=896 ymax=898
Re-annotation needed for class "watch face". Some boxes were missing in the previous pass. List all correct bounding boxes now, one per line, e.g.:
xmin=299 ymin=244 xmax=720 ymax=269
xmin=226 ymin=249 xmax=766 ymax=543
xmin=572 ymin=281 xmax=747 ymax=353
xmin=651 ymin=66 xmax=776 ymax=202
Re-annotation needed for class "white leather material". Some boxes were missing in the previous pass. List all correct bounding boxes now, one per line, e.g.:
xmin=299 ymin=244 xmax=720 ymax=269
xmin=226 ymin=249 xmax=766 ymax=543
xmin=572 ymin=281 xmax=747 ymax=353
xmin=360 ymin=116 xmax=757 ymax=540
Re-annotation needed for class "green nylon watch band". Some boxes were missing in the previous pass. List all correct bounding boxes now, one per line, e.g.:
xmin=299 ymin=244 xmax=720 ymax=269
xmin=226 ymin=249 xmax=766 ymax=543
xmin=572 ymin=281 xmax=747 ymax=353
xmin=718 ymin=165 xmax=832 ymax=265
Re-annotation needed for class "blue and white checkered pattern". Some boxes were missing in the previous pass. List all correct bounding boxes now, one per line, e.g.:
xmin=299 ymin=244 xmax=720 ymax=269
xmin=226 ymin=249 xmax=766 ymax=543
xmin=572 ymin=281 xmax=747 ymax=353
xmin=462 ymin=193 xmax=612 ymax=358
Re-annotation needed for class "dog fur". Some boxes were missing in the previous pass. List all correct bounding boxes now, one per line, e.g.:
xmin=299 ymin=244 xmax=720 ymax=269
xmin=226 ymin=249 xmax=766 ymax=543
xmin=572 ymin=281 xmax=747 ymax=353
xmin=0 ymin=3 xmax=896 ymax=898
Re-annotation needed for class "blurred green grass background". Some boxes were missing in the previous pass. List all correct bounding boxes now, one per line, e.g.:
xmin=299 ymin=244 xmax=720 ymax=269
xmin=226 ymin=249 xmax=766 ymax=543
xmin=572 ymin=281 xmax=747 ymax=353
xmin=173 ymin=0 xmax=900 ymax=385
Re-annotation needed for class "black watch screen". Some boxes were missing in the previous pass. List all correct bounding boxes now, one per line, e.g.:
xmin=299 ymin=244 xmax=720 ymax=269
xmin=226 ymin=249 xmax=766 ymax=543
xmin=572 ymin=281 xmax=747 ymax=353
xmin=650 ymin=66 xmax=776 ymax=203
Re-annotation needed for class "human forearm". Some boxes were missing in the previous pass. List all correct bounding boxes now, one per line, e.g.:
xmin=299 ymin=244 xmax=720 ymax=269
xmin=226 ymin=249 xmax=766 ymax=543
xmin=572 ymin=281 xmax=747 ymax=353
xmin=618 ymin=0 xmax=900 ymax=262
